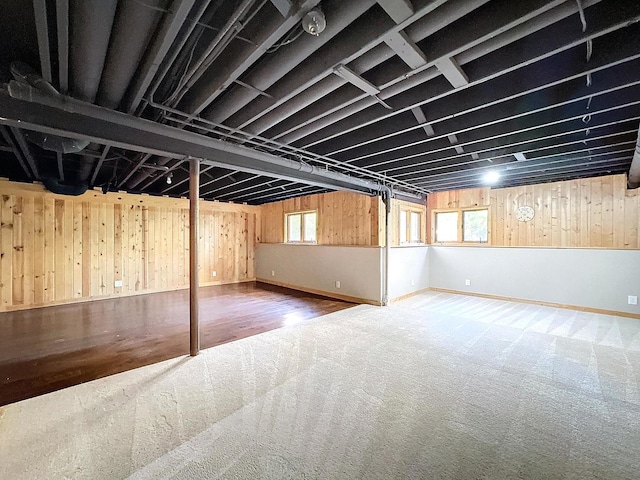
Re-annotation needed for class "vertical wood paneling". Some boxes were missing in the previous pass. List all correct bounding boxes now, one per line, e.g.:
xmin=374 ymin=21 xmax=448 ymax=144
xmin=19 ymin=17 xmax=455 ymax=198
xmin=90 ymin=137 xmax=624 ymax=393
xmin=0 ymin=180 xmax=261 ymax=311
xmin=426 ymin=174 xmax=640 ymax=249
xmin=259 ymin=190 xmax=407 ymax=246
xmin=12 ymin=197 xmax=23 ymax=305
xmin=23 ymin=197 xmax=34 ymax=305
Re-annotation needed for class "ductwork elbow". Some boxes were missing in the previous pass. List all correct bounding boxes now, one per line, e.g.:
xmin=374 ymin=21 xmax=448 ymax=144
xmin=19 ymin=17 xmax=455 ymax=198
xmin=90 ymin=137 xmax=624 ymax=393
xmin=9 ymin=62 xmax=90 ymax=153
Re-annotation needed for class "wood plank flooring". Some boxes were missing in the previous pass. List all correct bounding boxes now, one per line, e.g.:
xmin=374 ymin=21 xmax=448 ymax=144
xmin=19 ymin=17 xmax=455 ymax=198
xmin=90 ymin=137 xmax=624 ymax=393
xmin=0 ymin=281 xmax=353 ymax=406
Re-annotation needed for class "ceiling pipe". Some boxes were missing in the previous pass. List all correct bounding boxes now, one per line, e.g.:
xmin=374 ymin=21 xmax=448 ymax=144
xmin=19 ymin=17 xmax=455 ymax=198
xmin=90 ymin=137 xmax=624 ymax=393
xmin=168 ymin=0 xmax=261 ymax=107
xmin=179 ymin=0 xmax=321 ymax=115
xmin=628 ymin=123 xmax=640 ymax=188
xmin=69 ymin=0 xmax=117 ymax=184
xmin=96 ymin=0 xmax=168 ymax=110
xmin=202 ymin=0 xmax=377 ymax=124
xmin=138 ymin=0 xmax=217 ymax=114
xmin=123 ymin=0 xmax=197 ymax=114
xmin=69 ymin=0 xmax=117 ymax=103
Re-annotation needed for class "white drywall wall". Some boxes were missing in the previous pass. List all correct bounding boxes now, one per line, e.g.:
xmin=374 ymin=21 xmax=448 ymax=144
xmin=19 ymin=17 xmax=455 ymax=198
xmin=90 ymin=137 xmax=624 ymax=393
xmin=429 ymin=246 xmax=640 ymax=315
xmin=256 ymin=244 xmax=382 ymax=303
xmin=388 ymin=246 xmax=430 ymax=300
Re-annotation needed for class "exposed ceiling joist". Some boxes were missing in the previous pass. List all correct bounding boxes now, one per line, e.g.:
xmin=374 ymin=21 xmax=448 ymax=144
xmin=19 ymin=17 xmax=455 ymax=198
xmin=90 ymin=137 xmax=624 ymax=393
xmin=383 ymin=30 xmax=427 ymax=69
xmin=56 ymin=0 xmax=69 ymax=94
xmin=287 ymin=0 xmax=601 ymax=148
xmin=33 ymin=0 xmax=52 ymax=83
xmin=434 ymin=57 xmax=469 ymax=88
xmin=376 ymin=0 xmax=414 ymax=24
xmin=340 ymin=63 xmax=640 ymax=161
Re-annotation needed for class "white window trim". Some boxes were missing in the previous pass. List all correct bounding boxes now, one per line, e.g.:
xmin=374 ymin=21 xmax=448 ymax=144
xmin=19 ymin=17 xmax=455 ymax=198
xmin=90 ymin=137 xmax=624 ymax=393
xmin=285 ymin=210 xmax=318 ymax=244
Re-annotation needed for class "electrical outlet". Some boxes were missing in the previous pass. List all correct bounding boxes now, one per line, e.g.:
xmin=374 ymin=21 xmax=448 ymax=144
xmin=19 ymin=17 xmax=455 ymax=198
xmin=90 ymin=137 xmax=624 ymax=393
xmin=114 ymin=280 xmax=123 ymax=288
xmin=465 ymin=279 xmax=471 ymax=286
xmin=629 ymin=295 xmax=638 ymax=305
xmin=271 ymin=270 xmax=275 ymax=277
xmin=212 ymin=271 xmax=217 ymax=277
xmin=411 ymin=279 xmax=415 ymax=287
xmin=335 ymin=281 xmax=341 ymax=289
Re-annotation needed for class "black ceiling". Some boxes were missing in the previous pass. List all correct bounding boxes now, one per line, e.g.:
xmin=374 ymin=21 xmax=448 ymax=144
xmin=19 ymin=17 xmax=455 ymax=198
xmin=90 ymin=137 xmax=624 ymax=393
xmin=0 ymin=0 xmax=639 ymax=204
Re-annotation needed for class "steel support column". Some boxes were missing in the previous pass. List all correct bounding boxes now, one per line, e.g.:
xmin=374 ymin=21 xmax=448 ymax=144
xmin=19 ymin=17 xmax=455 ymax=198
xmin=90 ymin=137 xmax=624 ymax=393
xmin=189 ymin=157 xmax=200 ymax=356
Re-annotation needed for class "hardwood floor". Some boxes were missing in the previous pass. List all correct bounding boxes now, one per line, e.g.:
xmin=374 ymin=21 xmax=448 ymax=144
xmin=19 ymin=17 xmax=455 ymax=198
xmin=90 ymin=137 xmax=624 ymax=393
xmin=0 ymin=282 xmax=354 ymax=406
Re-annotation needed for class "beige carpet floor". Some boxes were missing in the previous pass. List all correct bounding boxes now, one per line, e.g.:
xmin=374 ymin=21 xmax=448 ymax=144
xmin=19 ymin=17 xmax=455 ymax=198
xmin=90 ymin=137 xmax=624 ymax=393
xmin=1 ymin=291 xmax=639 ymax=479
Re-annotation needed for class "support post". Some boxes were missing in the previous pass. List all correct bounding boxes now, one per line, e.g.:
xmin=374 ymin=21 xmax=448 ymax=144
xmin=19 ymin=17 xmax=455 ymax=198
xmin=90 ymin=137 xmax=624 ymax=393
xmin=382 ymin=187 xmax=392 ymax=306
xmin=189 ymin=157 xmax=200 ymax=356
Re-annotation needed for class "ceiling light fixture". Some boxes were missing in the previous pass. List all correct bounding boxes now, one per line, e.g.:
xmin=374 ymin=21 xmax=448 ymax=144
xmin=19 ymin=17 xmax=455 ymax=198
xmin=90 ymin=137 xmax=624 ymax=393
xmin=483 ymin=171 xmax=500 ymax=185
xmin=302 ymin=7 xmax=326 ymax=36
xmin=166 ymin=172 xmax=173 ymax=185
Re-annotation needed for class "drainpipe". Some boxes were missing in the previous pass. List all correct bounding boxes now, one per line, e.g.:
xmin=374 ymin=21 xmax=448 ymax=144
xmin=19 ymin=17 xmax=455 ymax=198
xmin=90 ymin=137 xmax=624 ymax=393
xmin=381 ymin=185 xmax=392 ymax=306
xmin=629 ymin=123 xmax=640 ymax=188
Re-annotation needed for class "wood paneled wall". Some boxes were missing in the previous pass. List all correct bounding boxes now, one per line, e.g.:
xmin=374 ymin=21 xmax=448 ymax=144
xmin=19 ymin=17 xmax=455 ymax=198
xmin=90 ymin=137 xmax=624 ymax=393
xmin=427 ymin=174 xmax=640 ymax=249
xmin=261 ymin=191 xmax=381 ymax=245
xmin=0 ymin=180 xmax=260 ymax=311
xmin=260 ymin=191 xmax=428 ymax=247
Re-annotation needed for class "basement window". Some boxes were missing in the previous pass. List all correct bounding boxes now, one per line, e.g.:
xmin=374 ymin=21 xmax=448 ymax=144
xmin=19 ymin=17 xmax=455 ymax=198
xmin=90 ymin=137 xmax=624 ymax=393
xmin=400 ymin=209 xmax=424 ymax=244
xmin=286 ymin=211 xmax=317 ymax=243
xmin=434 ymin=208 xmax=489 ymax=243
xmin=435 ymin=211 xmax=458 ymax=242
xmin=463 ymin=209 xmax=488 ymax=242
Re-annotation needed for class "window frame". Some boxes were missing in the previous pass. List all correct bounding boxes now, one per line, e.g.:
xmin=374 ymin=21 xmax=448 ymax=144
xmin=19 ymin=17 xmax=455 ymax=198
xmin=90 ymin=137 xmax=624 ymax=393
xmin=399 ymin=207 xmax=425 ymax=245
xmin=284 ymin=210 xmax=318 ymax=244
xmin=431 ymin=207 xmax=490 ymax=244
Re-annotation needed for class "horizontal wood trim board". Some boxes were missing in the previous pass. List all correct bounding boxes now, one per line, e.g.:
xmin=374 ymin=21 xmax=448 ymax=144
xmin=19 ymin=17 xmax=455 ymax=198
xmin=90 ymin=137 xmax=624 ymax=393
xmin=429 ymin=288 xmax=640 ymax=320
xmin=256 ymin=278 xmax=382 ymax=306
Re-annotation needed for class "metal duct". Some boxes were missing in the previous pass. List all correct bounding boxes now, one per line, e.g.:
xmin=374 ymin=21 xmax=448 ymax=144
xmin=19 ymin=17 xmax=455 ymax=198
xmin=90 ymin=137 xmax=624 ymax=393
xmin=96 ymin=0 xmax=167 ymax=110
xmin=69 ymin=0 xmax=118 ymax=184
xmin=23 ymin=131 xmax=88 ymax=153
xmin=628 ymin=123 xmax=640 ymax=188
xmin=10 ymin=61 xmax=89 ymax=153
xmin=69 ymin=0 xmax=118 ymax=103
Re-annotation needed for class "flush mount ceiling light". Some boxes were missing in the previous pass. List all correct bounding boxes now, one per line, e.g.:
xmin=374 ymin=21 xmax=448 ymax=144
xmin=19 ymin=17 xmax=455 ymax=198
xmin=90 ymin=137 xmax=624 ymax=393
xmin=483 ymin=171 xmax=501 ymax=184
xmin=302 ymin=7 xmax=326 ymax=36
